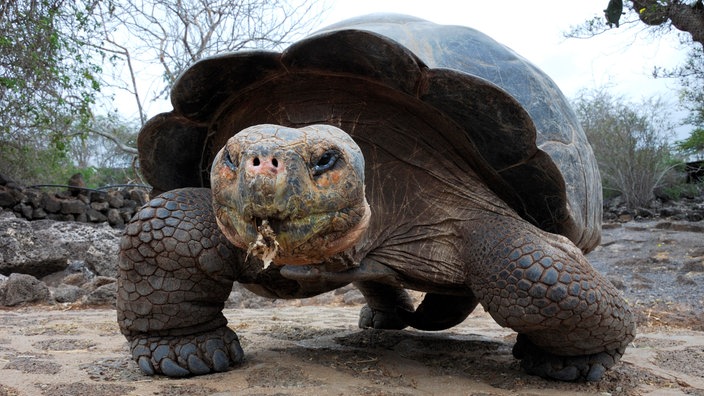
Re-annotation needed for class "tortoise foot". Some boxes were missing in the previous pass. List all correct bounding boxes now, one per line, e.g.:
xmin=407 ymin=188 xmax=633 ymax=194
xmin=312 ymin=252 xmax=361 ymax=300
xmin=512 ymin=334 xmax=624 ymax=382
xmin=358 ymin=305 xmax=408 ymax=330
xmin=129 ymin=326 xmax=244 ymax=377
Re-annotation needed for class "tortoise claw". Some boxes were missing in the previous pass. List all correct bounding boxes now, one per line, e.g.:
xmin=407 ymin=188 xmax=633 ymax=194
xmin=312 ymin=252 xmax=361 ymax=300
xmin=512 ymin=334 xmax=623 ymax=382
xmin=129 ymin=326 xmax=244 ymax=377
xmin=161 ymin=358 xmax=190 ymax=377
xmin=137 ymin=356 xmax=155 ymax=376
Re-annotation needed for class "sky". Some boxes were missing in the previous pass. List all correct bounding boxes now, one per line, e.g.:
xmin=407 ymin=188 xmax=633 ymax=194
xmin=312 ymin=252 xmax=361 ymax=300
xmin=125 ymin=0 xmax=695 ymax=139
xmin=320 ymin=0 xmax=688 ymax=99
xmin=320 ymin=0 xmax=696 ymax=139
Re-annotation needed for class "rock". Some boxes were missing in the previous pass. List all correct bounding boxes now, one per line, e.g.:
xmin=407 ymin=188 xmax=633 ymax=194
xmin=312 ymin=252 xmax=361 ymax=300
xmin=65 ymin=259 xmax=91 ymax=276
xmin=672 ymin=223 xmax=704 ymax=233
xmin=85 ymin=241 xmax=120 ymax=278
xmin=60 ymin=199 xmax=86 ymax=215
xmin=635 ymin=208 xmax=655 ymax=219
xmin=0 ymin=215 xmax=121 ymax=278
xmin=32 ymin=207 xmax=47 ymax=219
xmin=82 ymin=280 xmax=117 ymax=306
xmin=107 ymin=191 xmax=124 ymax=209
xmin=89 ymin=190 xmax=108 ymax=203
xmin=119 ymin=207 xmax=135 ymax=223
xmin=0 ymin=273 xmax=50 ymax=306
xmin=47 ymin=213 xmax=74 ymax=222
xmin=41 ymin=194 xmax=62 ymax=213
xmin=107 ymin=208 xmax=124 ymax=227
xmin=607 ymin=276 xmax=627 ymax=291
xmin=0 ymin=216 xmax=68 ymax=277
xmin=227 ymin=284 xmax=276 ymax=308
xmin=0 ymin=173 xmax=14 ymax=185
xmin=686 ymin=212 xmax=704 ymax=222
xmin=18 ymin=203 xmax=33 ymax=219
xmin=682 ymin=259 xmax=704 ymax=273
xmin=90 ymin=201 xmax=110 ymax=212
xmin=654 ymin=221 xmax=704 ymax=233
xmin=78 ymin=193 xmax=91 ymax=204
xmin=0 ymin=186 xmax=22 ymax=207
xmin=22 ymin=190 xmax=42 ymax=208
xmin=226 ymin=290 xmax=246 ymax=308
xmin=647 ymin=199 xmax=663 ymax=210
xmin=40 ymin=260 xmax=94 ymax=288
xmin=342 ymin=289 xmax=366 ymax=305
xmin=63 ymin=272 xmax=89 ymax=286
xmin=87 ymin=208 xmax=108 ymax=223
xmin=83 ymin=276 xmax=117 ymax=292
xmin=1 ymin=184 xmax=156 ymax=228
xmin=129 ymin=189 xmax=149 ymax=207
xmin=52 ymin=285 xmax=86 ymax=303
xmin=122 ymin=199 xmax=138 ymax=211
xmin=676 ymin=274 xmax=698 ymax=286
xmin=68 ymin=173 xmax=86 ymax=196
xmin=659 ymin=206 xmax=683 ymax=218
xmin=618 ymin=213 xmax=634 ymax=222
xmin=690 ymin=247 xmax=704 ymax=258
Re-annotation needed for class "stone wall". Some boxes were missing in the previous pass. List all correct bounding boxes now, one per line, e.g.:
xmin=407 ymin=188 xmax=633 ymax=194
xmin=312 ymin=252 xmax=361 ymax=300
xmin=0 ymin=211 xmax=123 ymax=307
xmin=0 ymin=175 xmax=149 ymax=228
xmin=603 ymin=194 xmax=704 ymax=223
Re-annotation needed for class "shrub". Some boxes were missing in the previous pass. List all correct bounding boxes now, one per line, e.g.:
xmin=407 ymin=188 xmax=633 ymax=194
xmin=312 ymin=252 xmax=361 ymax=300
xmin=572 ymin=88 xmax=676 ymax=209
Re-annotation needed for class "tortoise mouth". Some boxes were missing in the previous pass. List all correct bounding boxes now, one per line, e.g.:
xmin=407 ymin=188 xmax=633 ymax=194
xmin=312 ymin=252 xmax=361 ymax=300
xmin=216 ymin=201 xmax=371 ymax=266
xmin=254 ymin=216 xmax=282 ymax=234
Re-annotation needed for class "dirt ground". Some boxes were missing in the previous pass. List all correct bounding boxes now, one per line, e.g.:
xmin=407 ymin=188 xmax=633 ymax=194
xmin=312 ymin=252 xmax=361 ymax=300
xmin=1 ymin=220 xmax=704 ymax=396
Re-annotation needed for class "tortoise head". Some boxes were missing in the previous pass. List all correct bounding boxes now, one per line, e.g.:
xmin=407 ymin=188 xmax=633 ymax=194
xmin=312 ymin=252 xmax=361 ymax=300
xmin=211 ymin=124 xmax=371 ymax=266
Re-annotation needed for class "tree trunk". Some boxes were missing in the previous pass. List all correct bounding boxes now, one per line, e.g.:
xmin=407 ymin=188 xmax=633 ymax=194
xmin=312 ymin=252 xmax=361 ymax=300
xmin=632 ymin=0 xmax=704 ymax=46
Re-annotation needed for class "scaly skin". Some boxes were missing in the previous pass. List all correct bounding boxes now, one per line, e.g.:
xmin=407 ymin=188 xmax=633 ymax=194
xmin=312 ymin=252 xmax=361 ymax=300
xmin=463 ymin=213 xmax=636 ymax=381
xmin=352 ymin=209 xmax=635 ymax=381
xmin=117 ymin=188 xmax=245 ymax=377
xmin=117 ymin=124 xmax=635 ymax=381
xmin=117 ymin=187 xmax=350 ymax=376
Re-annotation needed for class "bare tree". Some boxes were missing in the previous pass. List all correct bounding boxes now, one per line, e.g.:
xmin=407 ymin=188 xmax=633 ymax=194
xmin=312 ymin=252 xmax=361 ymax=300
xmin=100 ymin=0 xmax=325 ymax=123
xmin=69 ymin=114 xmax=139 ymax=168
xmin=1 ymin=0 xmax=326 ymax=184
xmin=567 ymin=1 xmax=704 ymax=170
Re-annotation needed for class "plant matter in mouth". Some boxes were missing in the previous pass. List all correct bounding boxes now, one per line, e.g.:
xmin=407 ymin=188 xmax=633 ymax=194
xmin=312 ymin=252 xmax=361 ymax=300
xmin=246 ymin=219 xmax=280 ymax=269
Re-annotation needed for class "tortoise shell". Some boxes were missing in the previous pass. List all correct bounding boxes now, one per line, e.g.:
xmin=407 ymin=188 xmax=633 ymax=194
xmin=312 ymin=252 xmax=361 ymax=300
xmin=138 ymin=14 xmax=602 ymax=252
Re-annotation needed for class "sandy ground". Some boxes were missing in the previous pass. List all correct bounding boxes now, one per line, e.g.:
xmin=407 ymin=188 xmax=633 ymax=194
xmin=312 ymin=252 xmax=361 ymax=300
xmin=1 ymin=220 xmax=704 ymax=396
xmin=0 ymin=305 xmax=703 ymax=396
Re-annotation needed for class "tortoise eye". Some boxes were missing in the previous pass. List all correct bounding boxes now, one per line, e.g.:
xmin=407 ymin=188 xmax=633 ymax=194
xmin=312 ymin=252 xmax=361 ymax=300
xmin=312 ymin=150 xmax=340 ymax=176
xmin=223 ymin=149 xmax=237 ymax=171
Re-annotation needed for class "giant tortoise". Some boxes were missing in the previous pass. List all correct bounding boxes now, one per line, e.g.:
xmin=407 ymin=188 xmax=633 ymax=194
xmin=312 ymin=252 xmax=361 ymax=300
xmin=117 ymin=14 xmax=635 ymax=382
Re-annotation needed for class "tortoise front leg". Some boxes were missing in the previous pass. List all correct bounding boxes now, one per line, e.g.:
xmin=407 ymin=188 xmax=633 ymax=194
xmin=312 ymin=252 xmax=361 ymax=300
xmin=464 ymin=215 xmax=636 ymax=381
xmin=117 ymin=188 xmax=246 ymax=377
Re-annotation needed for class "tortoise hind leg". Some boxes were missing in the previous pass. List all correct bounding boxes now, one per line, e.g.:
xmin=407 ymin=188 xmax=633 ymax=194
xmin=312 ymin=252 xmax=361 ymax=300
xmin=355 ymin=280 xmax=413 ymax=330
xmin=356 ymin=281 xmax=478 ymax=331
xmin=463 ymin=214 xmax=636 ymax=381
xmin=117 ymin=188 xmax=246 ymax=377
xmin=397 ymin=293 xmax=479 ymax=331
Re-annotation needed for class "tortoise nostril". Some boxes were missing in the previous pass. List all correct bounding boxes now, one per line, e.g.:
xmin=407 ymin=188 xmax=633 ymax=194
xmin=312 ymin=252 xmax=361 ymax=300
xmin=272 ymin=158 xmax=278 ymax=168
xmin=253 ymin=157 xmax=260 ymax=166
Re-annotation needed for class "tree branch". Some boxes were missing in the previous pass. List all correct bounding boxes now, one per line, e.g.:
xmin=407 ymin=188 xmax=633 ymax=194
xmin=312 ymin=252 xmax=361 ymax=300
xmin=88 ymin=128 xmax=139 ymax=155
xmin=632 ymin=0 xmax=704 ymax=46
